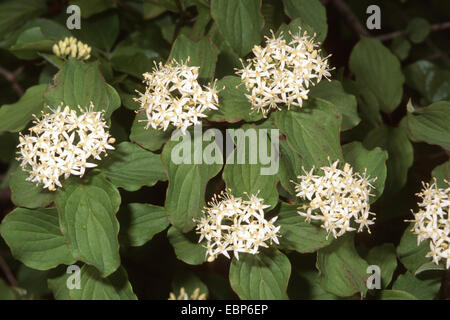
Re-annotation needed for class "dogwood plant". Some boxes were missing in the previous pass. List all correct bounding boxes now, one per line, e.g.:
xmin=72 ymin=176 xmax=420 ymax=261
xmin=0 ymin=0 xmax=448 ymax=302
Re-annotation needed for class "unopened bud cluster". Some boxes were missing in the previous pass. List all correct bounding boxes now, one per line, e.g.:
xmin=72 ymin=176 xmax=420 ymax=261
xmin=409 ymin=180 xmax=449 ymax=269
xmin=16 ymin=103 xmax=115 ymax=191
xmin=52 ymin=37 xmax=91 ymax=60
xmin=134 ymin=59 xmax=219 ymax=133
xmin=236 ymin=29 xmax=332 ymax=116
xmin=196 ymin=190 xmax=280 ymax=261
xmin=292 ymin=160 xmax=376 ymax=239
xmin=168 ymin=287 xmax=206 ymax=300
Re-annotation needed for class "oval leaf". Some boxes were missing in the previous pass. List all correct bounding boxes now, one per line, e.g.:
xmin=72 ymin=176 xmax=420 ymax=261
xmin=162 ymin=130 xmax=222 ymax=232
xmin=55 ymin=172 xmax=121 ymax=277
xmin=349 ymin=37 xmax=404 ymax=113
xmin=100 ymin=141 xmax=167 ymax=192
xmin=317 ymin=234 xmax=369 ymax=298
xmin=229 ymin=248 xmax=291 ymax=300
xmin=342 ymin=141 xmax=388 ymax=202
xmin=211 ymin=0 xmax=263 ymax=57
xmin=44 ymin=60 xmax=120 ymax=119
xmin=0 ymin=207 xmax=75 ymax=270
xmin=275 ymin=203 xmax=332 ymax=253
xmin=167 ymin=226 xmax=206 ymax=265
xmin=275 ymin=98 xmax=343 ymax=169
xmin=118 ymin=203 xmax=169 ymax=247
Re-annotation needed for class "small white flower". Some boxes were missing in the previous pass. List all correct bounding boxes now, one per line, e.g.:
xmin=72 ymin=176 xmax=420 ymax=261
xmin=52 ymin=37 xmax=91 ymax=61
xmin=292 ymin=160 xmax=376 ymax=239
xmin=16 ymin=103 xmax=115 ymax=191
xmin=236 ymin=29 xmax=333 ymax=117
xmin=134 ymin=59 xmax=219 ymax=133
xmin=408 ymin=180 xmax=449 ymax=269
xmin=195 ymin=190 xmax=280 ymax=261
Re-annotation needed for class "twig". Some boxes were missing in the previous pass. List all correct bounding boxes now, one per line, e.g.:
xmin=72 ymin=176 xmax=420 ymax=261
xmin=377 ymin=21 xmax=450 ymax=41
xmin=330 ymin=0 xmax=370 ymax=38
xmin=0 ymin=254 xmax=18 ymax=288
xmin=0 ymin=66 xmax=24 ymax=97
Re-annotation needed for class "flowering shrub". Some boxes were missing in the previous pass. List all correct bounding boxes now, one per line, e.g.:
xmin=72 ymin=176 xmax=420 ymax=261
xmin=0 ymin=0 xmax=449 ymax=301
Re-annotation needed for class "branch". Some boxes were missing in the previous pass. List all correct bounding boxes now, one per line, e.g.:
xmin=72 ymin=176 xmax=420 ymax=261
xmin=0 ymin=254 xmax=18 ymax=288
xmin=0 ymin=66 xmax=24 ymax=97
xmin=330 ymin=0 xmax=370 ymax=38
xmin=377 ymin=21 xmax=450 ymax=41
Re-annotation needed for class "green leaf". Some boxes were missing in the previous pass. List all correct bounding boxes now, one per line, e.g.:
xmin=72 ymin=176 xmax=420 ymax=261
xmin=363 ymin=126 xmax=413 ymax=195
xmin=7 ymin=18 xmax=72 ymax=60
xmin=0 ymin=84 xmax=47 ymax=132
xmin=9 ymin=166 xmax=55 ymax=209
xmin=9 ymin=27 xmax=53 ymax=60
xmin=343 ymin=78 xmax=382 ymax=127
xmin=317 ymin=234 xmax=369 ymax=298
xmin=277 ymin=17 xmax=326 ymax=43
xmin=110 ymin=46 xmax=160 ymax=79
xmin=0 ymin=132 xmax=17 ymax=163
xmin=208 ymin=76 xmax=263 ymax=123
xmin=342 ymin=141 xmax=388 ymax=202
xmin=100 ymin=142 xmax=167 ymax=192
xmin=71 ymin=12 xmax=119 ymax=52
xmin=288 ymin=257 xmax=337 ymax=300
xmin=309 ymin=80 xmax=360 ymax=131
xmin=0 ymin=207 xmax=75 ymax=270
xmin=379 ymin=289 xmax=417 ymax=300
xmin=48 ymin=265 xmax=137 ymax=300
xmin=349 ymin=37 xmax=404 ymax=113
xmin=432 ymin=160 xmax=450 ymax=188
xmin=282 ymin=0 xmax=327 ymax=41
xmin=275 ymin=98 xmax=343 ymax=169
xmin=162 ymin=131 xmax=222 ymax=232
xmin=39 ymin=52 xmax=64 ymax=69
xmin=390 ymin=35 xmax=411 ymax=61
xmin=404 ymin=60 xmax=450 ymax=103
xmin=210 ymin=0 xmax=264 ymax=57
xmin=207 ymin=22 xmax=241 ymax=78
xmin=222 ymin=126 xmax=279 ymax=209
xmin=69 ymin=0 xmax=117 ymax=18
xmin=278 ymin=140 xmax=303 ymax=196
xmin=143 ymin=2 xmax=167 ymax=19
xmin=392 ymin=272 xmax=441 ymax=300
xmin=129 ymin=112 xmax=173 ymax=151
xmin=405 ymin=101 xmax=450 ymax=150
xmin=55 ymin=172 xmax=121 ymax=277
xmin=366 ymin=243 xmax=397 ymax=288
xmin=406 ymin=18 xmax=431 ymax=44
xmin=118 ymin=203 xmax=169 ymax=247
xmin=397 ymin=223 xmax=430 ymax=273
xmin=0 ymin=0 xmax=46 ymax=40
xmin=167 ymin=226 xmax=206 ymax=265
xmin=415 ymin=261 xmax=446 ymax=275
xmin=190 ymin=4 xmax=211 ymax=41
xmin=275 ymin=203 xmax=332 ymax=253
xmin=229 ymin=248 xmax=291 ymax=300
xmin=169 ymin=34 xmax=219 ymax=82
xmin=44 ymin=59 xmax=121 ymax=119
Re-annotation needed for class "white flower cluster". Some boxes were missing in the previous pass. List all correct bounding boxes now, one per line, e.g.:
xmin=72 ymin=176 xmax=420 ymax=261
xmin=134 ymin=59 xmax=219 ymax=133
xmin=236 ymin=29 xmax=332 ymax=116
xmin=16 ymin=103 xmax=115 ymax=191
xmin=168 ymin=287 xmax=206 ymax=300
xmin=409 ymin=180 xmax=449 ymax=269
xmin=196 ymin=190 xmax=280 ymax=261
xmin=52 ymin=36 xmax=91 ymax=60
xmin=292 ymin=160 xmax=376 ymax=239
